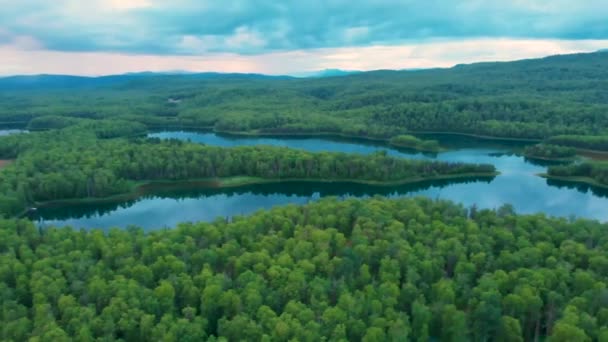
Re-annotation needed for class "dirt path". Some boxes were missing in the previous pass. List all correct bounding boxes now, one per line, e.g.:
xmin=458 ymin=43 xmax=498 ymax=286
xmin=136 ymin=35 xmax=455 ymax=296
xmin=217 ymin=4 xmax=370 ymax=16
xmin=0 ymin=160 xmax=13 ymax=169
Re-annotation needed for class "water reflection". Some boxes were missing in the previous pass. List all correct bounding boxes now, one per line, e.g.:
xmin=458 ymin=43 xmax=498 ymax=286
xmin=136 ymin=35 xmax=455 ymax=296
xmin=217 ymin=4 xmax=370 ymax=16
xmin=546 ymin=178 xmax=608 ymax=198
xmin=30 ymin=132 xmax=608 ymax=229
xmin=31 ymin=176 xmax=494 ymax=222
xmin=0 ymin=129 xmax=27 ymax=136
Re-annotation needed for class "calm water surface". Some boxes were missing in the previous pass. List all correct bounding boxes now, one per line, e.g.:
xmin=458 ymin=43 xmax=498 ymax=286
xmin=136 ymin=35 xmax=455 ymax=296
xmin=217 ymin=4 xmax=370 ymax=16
xmin=0 ymin=129 xmax=26 ymax=136
xmin=30 ymin=131 xmax=608 ymax=229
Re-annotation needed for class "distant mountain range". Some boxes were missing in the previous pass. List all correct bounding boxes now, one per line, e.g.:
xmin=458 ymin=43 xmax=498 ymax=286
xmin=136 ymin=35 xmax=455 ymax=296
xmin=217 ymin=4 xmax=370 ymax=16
xmin=1 ymin=51 xmax=606 ymax=90
xmin=0 ymin=72 xmax=293 ymax=90
xmin=292 ymin=69 xmax=363 ymax=78
xmin=0 ymin=69 xmax=366 ymax=90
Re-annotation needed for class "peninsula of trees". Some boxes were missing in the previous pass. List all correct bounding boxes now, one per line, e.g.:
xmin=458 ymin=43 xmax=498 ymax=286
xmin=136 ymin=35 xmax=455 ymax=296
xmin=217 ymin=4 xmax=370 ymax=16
xmin=523 ymin=144 xmax=577 ymax=161
xmin=388 ymin=135 xmax=443 ymax=153
xmin=546 ymin=161 xmax=608 ymax=189
xmin=0 ymin=126 xmax=495 ymax=216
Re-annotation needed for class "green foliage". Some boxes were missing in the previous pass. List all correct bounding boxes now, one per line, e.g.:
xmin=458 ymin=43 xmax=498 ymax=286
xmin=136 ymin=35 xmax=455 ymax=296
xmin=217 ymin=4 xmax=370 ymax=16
xmin=523 ymin=144 xmax=577 ymax=160
xmin=81 ymin=120 xmax=148 ymax=139
xmin=1 ymin=51 xmax=608 ymax=341
xmin=1 ymin=197 xmax=607 ymax=341
xmin=389 ymin=135 xmax=442 ymax=152
xmin=26 ymin=115 xmax=81 ymax=130
xmin=548 ymin=161 xmax=608 ymax=186
xmin=2 ymin=52 xmax=608 ymax=142
xmin=0 ymin=135 xmax=494 ymax=216
xmin=546 ymin=135 xmax=608 ymax=152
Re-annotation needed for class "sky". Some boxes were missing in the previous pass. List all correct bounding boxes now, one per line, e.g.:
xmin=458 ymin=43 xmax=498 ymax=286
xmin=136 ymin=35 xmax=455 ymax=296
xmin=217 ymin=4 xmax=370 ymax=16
xmin=1 ymin=0 xmax=607 ymax=76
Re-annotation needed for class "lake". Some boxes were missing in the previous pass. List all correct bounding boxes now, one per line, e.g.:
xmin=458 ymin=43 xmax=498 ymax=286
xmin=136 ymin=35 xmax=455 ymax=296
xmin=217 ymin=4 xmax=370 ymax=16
xmin=0 ymin=129 xmax=27 ymax=136
xmin=29 ymin=131 xmax=608 ymax=229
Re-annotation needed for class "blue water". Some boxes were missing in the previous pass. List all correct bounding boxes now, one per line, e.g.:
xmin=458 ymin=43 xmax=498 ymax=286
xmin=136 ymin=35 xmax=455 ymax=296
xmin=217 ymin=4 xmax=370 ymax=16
xmin=30 ymin=132 xmax=608 ymax=229
xmin=0 ymin=129 xmax=26 ymax=136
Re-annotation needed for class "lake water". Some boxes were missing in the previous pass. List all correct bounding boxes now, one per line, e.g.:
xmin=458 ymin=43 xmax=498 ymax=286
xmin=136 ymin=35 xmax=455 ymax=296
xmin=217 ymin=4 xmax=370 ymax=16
xmin=30 ymin=131 xmax=608 ymax=229
xmin=0 ymin=129 xmax=26 ymax=136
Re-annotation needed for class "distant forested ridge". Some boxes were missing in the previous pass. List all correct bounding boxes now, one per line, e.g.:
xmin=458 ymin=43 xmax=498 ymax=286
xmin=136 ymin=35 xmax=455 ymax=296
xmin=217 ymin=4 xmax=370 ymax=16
xmin=1 ymin=51 xmax=608 ymax=146
xmin=1 ymin=197 xmax=607 ymax=341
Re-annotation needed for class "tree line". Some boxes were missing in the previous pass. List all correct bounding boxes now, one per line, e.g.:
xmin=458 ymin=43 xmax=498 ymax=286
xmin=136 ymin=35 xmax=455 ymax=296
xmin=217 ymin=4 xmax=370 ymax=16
xmin=388 ymin=135 xmax=442 ymax=153
xmin=523 ymin=144 xmax=577 ymax=161
xmin=0 ymin=133 xmax=494 ymax=216
xmin=1 ymin=52 xmax=608 ymax=146
xmin=545 ymin=135 xmax=608 ymax=152
xmin=547 ymin=162 xmax=608 ymax=187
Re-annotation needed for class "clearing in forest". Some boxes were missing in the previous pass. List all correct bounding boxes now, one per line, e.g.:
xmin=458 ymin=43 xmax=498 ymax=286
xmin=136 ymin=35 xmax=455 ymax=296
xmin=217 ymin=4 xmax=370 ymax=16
xmin=0 ymin=160 xmax=13 ymax=169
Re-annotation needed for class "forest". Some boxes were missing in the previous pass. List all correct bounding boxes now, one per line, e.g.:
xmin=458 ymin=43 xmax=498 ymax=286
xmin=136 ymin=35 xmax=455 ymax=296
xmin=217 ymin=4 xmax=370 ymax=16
xmin=388 ymin=135 xmax=442 ymax=153
xmin=545 ymin=136 xmax=608 ymax=153
xmin=522 ymin=144 xmax=577 ymax=161
xmin=1 ymin=51 xmax=607 ymax=149
xmin=2 ymin=197 xmax=608 ymax=341
xmin=1 ymin=51 xmax=608 ymax=341
xmin=547 ymin=162 xmax=608 ymax=187
xmin=0 ymin=127 xmax=494 ymax=216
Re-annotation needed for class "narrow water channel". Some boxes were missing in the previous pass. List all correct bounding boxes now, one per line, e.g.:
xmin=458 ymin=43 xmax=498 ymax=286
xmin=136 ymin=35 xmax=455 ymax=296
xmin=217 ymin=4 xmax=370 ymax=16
xmin=29 ymin=131 xmax=608 ymax=229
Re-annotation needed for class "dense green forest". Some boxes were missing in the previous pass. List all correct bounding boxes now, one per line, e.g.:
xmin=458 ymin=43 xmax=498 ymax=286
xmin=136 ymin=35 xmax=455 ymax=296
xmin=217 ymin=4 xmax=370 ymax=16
xmin=1 ymin=51 xmax=608 ymax=341
xmin=522 ymin=144 xmax=577 ymax=161
xmin=2 ymin=197 xmax=608 ymax=341
xmin=0 ymin=127 xmax=494 ymax=216
xmin=547 ymin=162 xmax=608 ymax=187
xmin=1 ymin=51 xmax=608 ymax=148
xmin=545 ymin=136 xmax=608 ymax=153
xmin=388 ymin=135 xmax=442 ymax=153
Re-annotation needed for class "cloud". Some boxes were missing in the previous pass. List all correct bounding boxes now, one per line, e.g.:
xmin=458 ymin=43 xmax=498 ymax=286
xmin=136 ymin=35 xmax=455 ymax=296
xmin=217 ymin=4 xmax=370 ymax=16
xmin=107 ymin=0 xmax=152 ymax=11
xmin=343 ymin=27 xmax=370 ymax=44
xmin=0 ymin=0 xmax=607 ymax=55
xmin=225 ymin=26 xmax=267 ymax=51
xmin=1 ymin=38 xmax=606 ymax=76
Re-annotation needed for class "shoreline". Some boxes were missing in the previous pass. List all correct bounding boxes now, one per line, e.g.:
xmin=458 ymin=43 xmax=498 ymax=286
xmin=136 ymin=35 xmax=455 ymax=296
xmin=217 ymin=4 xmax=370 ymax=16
xmin=28 ymin=172 xmax=498 ymax=210
xmin=410 ymin=131 xmax=542 ymax=143
xmin=538 ymin=174 xmax=608 ymax=190
xmin=163 ymin=129 xmax=445 ymax=154
xmin=213 ymin=129 xmax=390 ymax=142
xmin=388 ymin=140 xmax=444 ymax=154
xmin=213 ymin=128 xmax=542 ymax=143
xmin=161 ymin=124 xmax=544 ymax=143
xmin=388 ymin=144 xmax=443 ymax=154
xmin=199 ymin=129 xmax=608 ymax=159
xmin=522 ymin=155 xmax=576 ymax=163
xmin=11 ymin=121 xmax=608 ymax=154
xmin=576 ymin=148 xmax=608 ymax=160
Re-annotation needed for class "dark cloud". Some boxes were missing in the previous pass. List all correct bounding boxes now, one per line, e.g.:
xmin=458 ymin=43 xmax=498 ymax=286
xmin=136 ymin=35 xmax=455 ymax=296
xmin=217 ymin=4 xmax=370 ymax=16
xmin=1 ymin=0 xmax=607 ymax=55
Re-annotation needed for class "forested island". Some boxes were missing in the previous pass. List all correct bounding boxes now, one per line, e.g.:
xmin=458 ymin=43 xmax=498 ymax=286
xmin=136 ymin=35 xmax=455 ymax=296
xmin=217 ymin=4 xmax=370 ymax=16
xmin=388 ymin=135 xmax=443 ymax=153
